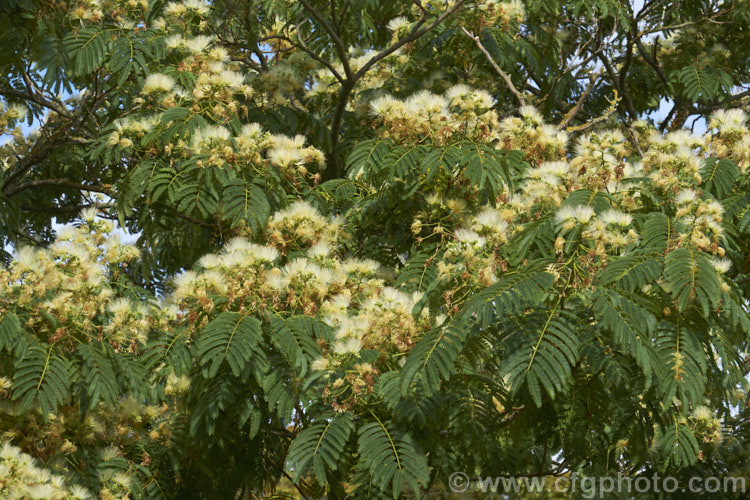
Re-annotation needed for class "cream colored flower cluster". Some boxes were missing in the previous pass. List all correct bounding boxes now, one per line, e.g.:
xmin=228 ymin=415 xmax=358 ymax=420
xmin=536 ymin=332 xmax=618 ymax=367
xmin=60 ymin=0 xmax=323 ymax=182
xmin=473 ymin=0 xmax=526 ymax=27
xmin=0 ymin=442 xmax=91 ymax=500
xmin=674 ymin=189 xmax=726 ymax=255
xmin=255 ymin=53 xmax=318 ymax=105
xmin=0 ymin=210 xmax=157 ymax=352
xmin=107 ymin=35 xmax=326 ymax=180
xmin=370 ymin=86 xmax=499 ymax=144
xmin=708 ymin=108 xmax=750 ymax=170
xmin=323 ymin=287 xmax=427 ymax=356
xmin=498 ymin=106 xmax=569 ymax=163
xmin=399 ymin=105 xmax=750 ymax=297
xmin=521 ymin=160 xmax=571 ymax=207
xmin=569 ymin=129 xmax=631 ymax=190
xmin=67 ymin=0 xmax=150 ymax=25
xmin=411 ymin=199 xmax=516 ymax=295
xmin=2 ymin=388 xmax=176 ymax=499
xmin=266 ymin=201 xmax=343 ymax=253
xmin=640 ymin=130 xmax=704 ymax=193
xmin=689 ymin=405 xmax=723 ymax=446
xmin=556 ymin=205 xmax=639 ymax=255
xmin=315 ymin=287 xmax=430 ymax=410
xmin=171 ymin=202 xmax=382 ymax=318
xmin=168 ymin=201 xmax=439 ymax=410
xmin=0 ymin=101 xmax=27 ymax=140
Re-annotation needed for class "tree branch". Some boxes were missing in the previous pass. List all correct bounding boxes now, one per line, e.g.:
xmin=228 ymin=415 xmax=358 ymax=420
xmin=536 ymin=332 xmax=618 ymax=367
xmin=0 ymin=87 xmax=71 ymax=120
xmin=3 ymin=179 xmax=113 ymax=198
xmin=354 ymin=1 xmax=469 ymax=81
xmin=293 ymin=18 xmax=345 ymax=84
xmin=298 ymin=0 xmax=354 ymax=80
xmin=557 ymin=71 xmax=602 ymax=130
xmin=19 ymin=202 xmax=115 ymax=214
xmin=461 ymin=26 xmax=525 ymax=106
xmin=325 ymin=0 xmax=469 ymax=178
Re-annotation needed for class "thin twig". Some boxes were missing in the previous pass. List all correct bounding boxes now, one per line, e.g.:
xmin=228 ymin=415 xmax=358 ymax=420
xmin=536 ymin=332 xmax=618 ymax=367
xmin=557 ymin=71 xmax=603 ymax=130
xmin=298 ymin=0 xmax=353 ymax=80
xmin=461 ymin=26 xmax=524 ymax=106
xmin=325 ymin=0 xmax=469 ymax=177
xmin=565 ymin=89 xmax=621 ymax=133
xmin=4 ymin=179 xmax=113 ymax=197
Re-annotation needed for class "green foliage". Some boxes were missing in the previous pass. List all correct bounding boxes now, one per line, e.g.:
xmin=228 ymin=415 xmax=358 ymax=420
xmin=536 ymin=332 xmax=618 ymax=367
xmin=287 ymin=412 xmax=354 ymax=485
xmin=702 ymin=158 xmax=741 ymax=199
xmin=12 ymin=344 xmax=70 ymax=416
xmin=196 ymin=312 xmax=262 ymax=378
xmin=401 ymin=321 xmax=468 ymax=396
xmin=499 ymin=308 xmax=580 ymax=407
xmin=357 ymin=418 xmax=431 ymax=497
xmin=2 ymin=0 xmax=750 ymax=498
xmin=664 ymin=248 xmax=721 ymax=316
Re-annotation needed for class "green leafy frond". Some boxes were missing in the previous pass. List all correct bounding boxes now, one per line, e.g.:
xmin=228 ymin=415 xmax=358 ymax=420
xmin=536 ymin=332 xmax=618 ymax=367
xmin=738 ymin=200 xmax=750 ymax=234
xmin=0 ymin=311 xmax=21 ymax=352
xmin=62 ymin=26 xmax=108 ymax=76
xmin=260 ymin=354 xmax=297 ymax=421
xmin=196 ymin=312 xmax=262 ymax=378
xmin=664 ymin=247 xmax=721 ymax=316
xmin=357 ymin=417 xmax=430 ymax=497
xmin=12 ymin=344 xmax=71 ymax=416
xmin=270 ymin=314 xmax=324 ymax=378
xmin=592 ymin=289 xmax=662 ymax=384
xmin=701 ymin=158 xmax=740 ymax=199
xmin=188 ymin=376 xmax=243 ymax=437
xmin=640 ymin=213 xmax=672 ymax=251
xmin=346 ymin=138 xmax=393 ymax=179
xmin=507 ymin=217 xmax=556 ymax=262
xmin=461 ymin=144 xmax=510 ymax=199
xmin=76 ymin=342 xmax=120 ymax=409
xmin=597 ymin=253 xmax=664 ymax=292
xmin=460 ymin=268 xmax=554 ymax=325
xmin=221 ymin=179 xmax=271 ymax=233
xmin=174 ymin=178 xmax=220 ymax=218
xmin=394 ymin=245 xmax=439 ymax=293
xmin=655 ymin=322 xmax=707 ymax=406
xmin=500 ymin=309 xmax=580 ymax=407
xmin=287 ymin=412 xmax=354 ymax=485
xmin=657 ymin=421 xmax=700 ymax=468
xmin=419 ymin=144 xmax=462 ymax=190
xmin=400 ymin=321 xmax=468 ymax=396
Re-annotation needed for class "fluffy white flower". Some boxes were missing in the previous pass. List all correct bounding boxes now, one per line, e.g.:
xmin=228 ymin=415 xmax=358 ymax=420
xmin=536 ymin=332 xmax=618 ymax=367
xmin=691 ymin=405 xmax=714 ymax=422
xmin=710 ymin=258 xmax=732 ymax=274
xmin=185 ymin=35 xmax=214 ymax=53
xmin=676 ymin=189 xmax=697 ymax=205
xmin=142 ymin=73 xmax=175 ymax=94
xmin=454 ymin=228 xmax=486 ymax=247
xmin=333 ymin=337 xmax=362 ymax=354
xmin=555 ymin=205 xmax=594 ymax=225
xmin=709 ymin=108 xmax=748 ymax=132
xmin=519 ymin=105 xmax=544 ymax=124
xmin=5 ymin=103 xmax=27 ymax=120
xmin=386 ymin=16 xmax=410 ymax=32
xmin=599 ymin=209 xmax=632 ymax=227
xmin=184 ymin=0 xmax=210 ymax=14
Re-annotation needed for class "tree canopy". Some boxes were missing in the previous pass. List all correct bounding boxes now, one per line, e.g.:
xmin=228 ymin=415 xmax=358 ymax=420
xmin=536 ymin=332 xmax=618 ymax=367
xmin=1 ymin=0 xmax=750 ymax=498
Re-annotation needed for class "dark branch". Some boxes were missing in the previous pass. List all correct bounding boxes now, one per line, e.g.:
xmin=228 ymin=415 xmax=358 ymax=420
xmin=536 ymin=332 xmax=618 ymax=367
xmin=4 ymin=179 xmax=113 ymax=198
xmin=19 ymin=202 xmax=115 ymax=214
xmin=298 ymin=0 xmax=354 ymax=80
xmin=326 ymin=0 xmax=469 ymax=178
